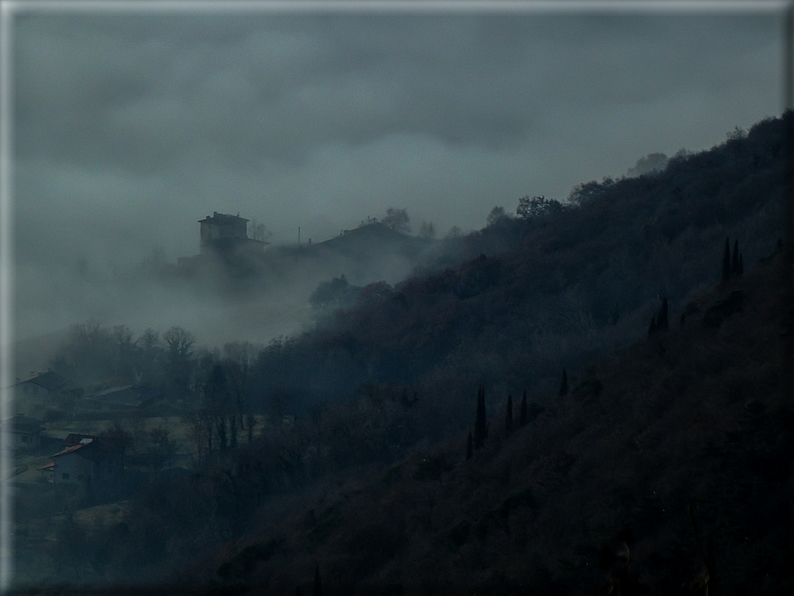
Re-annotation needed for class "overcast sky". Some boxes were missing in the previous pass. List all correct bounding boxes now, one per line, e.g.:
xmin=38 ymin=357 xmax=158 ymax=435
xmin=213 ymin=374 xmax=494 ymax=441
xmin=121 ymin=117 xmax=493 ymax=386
xmin=7 ymin=1 xmax=786 ymax=339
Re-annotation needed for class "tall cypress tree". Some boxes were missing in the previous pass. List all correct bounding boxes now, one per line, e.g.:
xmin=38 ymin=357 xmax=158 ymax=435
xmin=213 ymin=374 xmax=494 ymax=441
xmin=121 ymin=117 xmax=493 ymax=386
xmin=559 ymin=369 xmax=569 ymax=397
xmin=722 ymin=237 xmax=732 ymax=281
xmin=519 ymin=390 xmax=528 ymax=427
xmin=732 ymin=239 xmax=740 ymax=275
xmin=657 ymin=297 xmax=669 ymax=331
xmin=648 ymin=314 xmax=657 ymax=337
xmin=474 ymin=386 xmax=487 ymax=449
xmin=313 ymin=563 xmax=322 ymax=596
xmin=505 ymin=394 xmax=513 ymax=434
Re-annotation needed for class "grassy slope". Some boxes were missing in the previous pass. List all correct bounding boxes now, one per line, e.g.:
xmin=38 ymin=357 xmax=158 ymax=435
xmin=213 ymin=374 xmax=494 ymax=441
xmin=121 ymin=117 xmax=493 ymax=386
xmin=205 ymin=250 xmax=792 ymax=595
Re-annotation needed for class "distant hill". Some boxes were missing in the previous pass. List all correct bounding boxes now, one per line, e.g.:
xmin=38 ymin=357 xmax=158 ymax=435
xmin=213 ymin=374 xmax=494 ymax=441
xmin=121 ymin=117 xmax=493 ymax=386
xmin=306 ymin=222 xmax=427 ymax=254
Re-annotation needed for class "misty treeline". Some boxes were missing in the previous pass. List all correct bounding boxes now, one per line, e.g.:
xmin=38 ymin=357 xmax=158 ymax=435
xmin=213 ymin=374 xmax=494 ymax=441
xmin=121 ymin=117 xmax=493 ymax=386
xmin=251 ymin=112 xmax=785 ymax=425
xmin=51 ymin=113 xmax=786 ymax=427
xmin=37 ymin=113 xmax=788 ymax=584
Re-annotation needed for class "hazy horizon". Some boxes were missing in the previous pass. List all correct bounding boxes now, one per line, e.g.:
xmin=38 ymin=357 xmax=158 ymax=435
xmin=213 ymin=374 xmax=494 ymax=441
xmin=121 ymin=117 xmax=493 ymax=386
xmin=8 ymin=2 xmax=785 ymax=361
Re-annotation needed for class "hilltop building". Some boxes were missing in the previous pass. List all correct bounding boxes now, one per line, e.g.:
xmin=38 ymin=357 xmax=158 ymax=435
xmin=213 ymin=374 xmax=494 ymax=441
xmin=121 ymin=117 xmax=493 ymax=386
xmin=198 ymin=212 xmax=268 ymax=257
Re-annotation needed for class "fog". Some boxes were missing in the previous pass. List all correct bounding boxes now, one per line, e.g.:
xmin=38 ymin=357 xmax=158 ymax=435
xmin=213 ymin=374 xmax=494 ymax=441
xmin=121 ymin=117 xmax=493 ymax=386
xmin=9 ymin=5 xmax=783 ymax=369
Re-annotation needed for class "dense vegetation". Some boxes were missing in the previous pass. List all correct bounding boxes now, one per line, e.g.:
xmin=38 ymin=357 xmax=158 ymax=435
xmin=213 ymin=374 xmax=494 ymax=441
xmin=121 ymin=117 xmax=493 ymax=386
xmin=195 ymin=249 xmax=791 ymax=595
xmin=29 ymin=113 xmax=791 ymax=593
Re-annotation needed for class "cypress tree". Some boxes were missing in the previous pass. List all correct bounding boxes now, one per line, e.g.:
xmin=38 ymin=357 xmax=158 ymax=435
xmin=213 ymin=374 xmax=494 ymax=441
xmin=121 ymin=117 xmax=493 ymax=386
xmin=313 ymin=563 xmax=322 ymax=596
xmin=519 ymin=390 xmax=528 ymax=427
xmin=466 ymin=431 xmax=473 ymax=460
xmin=474 ymin=386 xmax=487 ymax=449
xmin=559 ymin=369 xmax=569 ymax=397
xmin=648 ymin=315 xmax=657 ymax=337
xmin=732 ymin=239 xmax=740 ymax=275
xmin=722 ymin=237 xmax=731 ymax=281
xmin=505 ymin=394 xmax=513 ymax=434
xmin=657 ymin=297 xmax=669 ymax=331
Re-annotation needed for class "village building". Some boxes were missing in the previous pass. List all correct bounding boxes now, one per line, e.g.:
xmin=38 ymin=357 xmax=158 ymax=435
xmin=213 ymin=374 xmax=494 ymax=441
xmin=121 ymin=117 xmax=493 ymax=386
xmin=40 ymin=434 xmax=124 ymax=486
xmin=198 ymin=212 xmax=268 ymax=257
xmin=14 ymin=370 xmax=81 ymax=399
xmin=82 ymin=385 xmax=161 ymax=412
xmin=1 ymin=414 xmax=45 ymax=452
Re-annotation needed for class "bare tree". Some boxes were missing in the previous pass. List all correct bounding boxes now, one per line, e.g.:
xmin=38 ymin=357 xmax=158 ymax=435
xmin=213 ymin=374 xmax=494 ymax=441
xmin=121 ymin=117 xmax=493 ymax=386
xmin=223 ymin=341 xmax=258 ymax=448
xmin=112 ymin=325 xmax=136 ymax=383
xmin=163 ymin=327 xmax=196 ymax=401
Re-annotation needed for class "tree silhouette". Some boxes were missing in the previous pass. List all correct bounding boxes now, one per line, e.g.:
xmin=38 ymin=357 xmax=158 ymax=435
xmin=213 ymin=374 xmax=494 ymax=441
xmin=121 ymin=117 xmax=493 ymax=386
xmin=722 ymin=237 xmax=732 ymax=282
xmin=313 ymin=563 xmax=322 ymax=596
xmin=516 ymin=195 xmax=564 ymax=219
xmin=559 ymin=369 xmax=569 ymax=397
xmin=519 ymin=390 xmax=528 ymax=427
xmin=648 ymin=315 xmax=657 ymax=338
xmin=474 ymin=386 xmax=487 ymax=450
xmin=382 ymin=208 xmax=411 ymax=233
xmin=658 ymin=298 xmax=669 ymax=331
xmin=732 ymin=239 xmax=740 ymax=275
xmin=505 ymin=394 xmax=513 ymax=434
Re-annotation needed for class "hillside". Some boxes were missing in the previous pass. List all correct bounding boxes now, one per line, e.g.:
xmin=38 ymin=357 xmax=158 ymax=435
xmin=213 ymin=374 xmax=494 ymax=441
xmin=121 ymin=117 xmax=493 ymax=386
xmin=244 ymin=114 xmax=788 ymax=416
xmin=201 ymin=247 xmax=792 ymax=595
xmin=23 ymin=114 xmax=791 ymax=594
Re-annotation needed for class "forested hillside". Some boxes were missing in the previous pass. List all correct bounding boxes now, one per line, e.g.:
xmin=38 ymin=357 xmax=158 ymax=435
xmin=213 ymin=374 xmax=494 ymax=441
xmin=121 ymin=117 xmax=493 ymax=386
xmin=197 ymin=241 xmax=791 ymax=595
xmin=27 ymin=113 xmax=791 ymax=594
xmin=241 ymin=113 xmax=787 ymax=424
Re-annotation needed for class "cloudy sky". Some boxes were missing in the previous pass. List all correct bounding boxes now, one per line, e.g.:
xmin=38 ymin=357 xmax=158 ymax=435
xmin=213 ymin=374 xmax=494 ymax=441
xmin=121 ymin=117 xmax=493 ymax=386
xmin=6 ymin=1 xmax=786 ymax=340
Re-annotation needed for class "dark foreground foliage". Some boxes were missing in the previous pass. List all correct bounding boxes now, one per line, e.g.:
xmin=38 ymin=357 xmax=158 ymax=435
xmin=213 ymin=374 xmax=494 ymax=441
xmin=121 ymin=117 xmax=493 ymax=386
xmin=196 ymin=249 xmax=791 ymax=596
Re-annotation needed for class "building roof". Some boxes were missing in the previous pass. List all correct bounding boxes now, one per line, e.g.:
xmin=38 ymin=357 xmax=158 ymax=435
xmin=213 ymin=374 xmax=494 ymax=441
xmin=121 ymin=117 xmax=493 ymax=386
xmin=17 ymin=370 xmax=74 ymax=392
xmin=1 ymin=415 xmax=45 ymax=434
xmin=198 ymin=212 xmax=249 ymax=225
xmin=84 ymin=385 xmax=161 ymax=409
xmin=51 ymin=436 xmax=121 ymax=463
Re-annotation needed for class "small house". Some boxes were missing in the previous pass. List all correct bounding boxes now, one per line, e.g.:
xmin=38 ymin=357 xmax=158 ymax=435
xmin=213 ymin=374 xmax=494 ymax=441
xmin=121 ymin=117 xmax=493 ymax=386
xmin=1 ymin=414 xmax=45 ymax=452
xmin=15 ymin=371 xmax=81 ymax=399
xmin=45 ymin=434 xmax=124 ymax=486
xmin=82 ymin=385 xmax=161 ymax=412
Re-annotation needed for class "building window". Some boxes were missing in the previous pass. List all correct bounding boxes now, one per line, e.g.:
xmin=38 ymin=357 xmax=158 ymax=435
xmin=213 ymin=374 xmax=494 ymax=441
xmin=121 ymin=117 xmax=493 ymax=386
xmin=62 ymin=473 xmax=69 ymax=480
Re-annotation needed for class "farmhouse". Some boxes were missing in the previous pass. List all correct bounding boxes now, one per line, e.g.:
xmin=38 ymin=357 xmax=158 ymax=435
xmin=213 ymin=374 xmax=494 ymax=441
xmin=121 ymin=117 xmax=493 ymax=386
xmin=198 ymin=212 xmax=268 ymax=257
xmin=43 ymin=434 xmax=124 ymax=486
xmin=82 ymin=385 xmax=161 ymax=412
xmin=15 ymin=371 xmax=80 ymax=399
xmin=1 ymin=414 xmax=45 ymax=452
